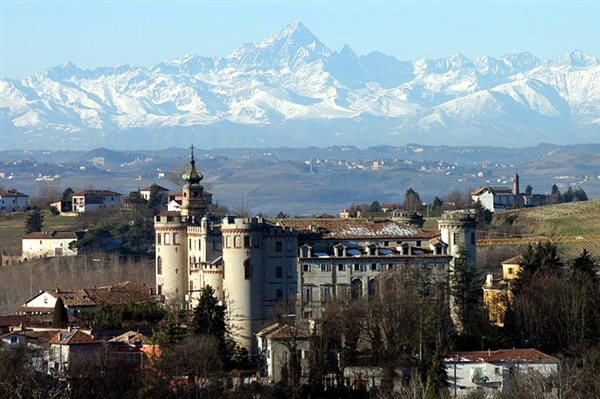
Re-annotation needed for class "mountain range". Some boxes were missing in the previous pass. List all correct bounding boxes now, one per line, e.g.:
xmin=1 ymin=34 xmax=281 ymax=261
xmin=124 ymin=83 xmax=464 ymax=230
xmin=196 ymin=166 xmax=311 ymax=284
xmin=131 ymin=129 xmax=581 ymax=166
xmin=1 ymin=21 xmax=599 ymax=150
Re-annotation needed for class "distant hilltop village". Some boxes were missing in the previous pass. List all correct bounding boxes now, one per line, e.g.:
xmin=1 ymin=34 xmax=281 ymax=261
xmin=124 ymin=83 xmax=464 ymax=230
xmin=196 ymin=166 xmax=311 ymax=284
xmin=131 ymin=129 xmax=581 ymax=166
xmin=156 ymin=146 xmax=477 ymax=351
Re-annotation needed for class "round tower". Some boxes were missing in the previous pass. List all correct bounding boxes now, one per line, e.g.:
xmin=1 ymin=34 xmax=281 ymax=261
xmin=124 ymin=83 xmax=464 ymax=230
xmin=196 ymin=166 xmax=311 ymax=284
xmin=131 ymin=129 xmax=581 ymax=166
xmin=155 ymin=212 xmax=188 ymax=306
xmin=180 ymin=144 xmax=206 ymax=221
xmin=221 ymin=216 xmax=264 ymax=351
xmin=437 ymin=211 xmax=477 ymax=267
xmin=393 ymin=211 xmax=425 ymax=228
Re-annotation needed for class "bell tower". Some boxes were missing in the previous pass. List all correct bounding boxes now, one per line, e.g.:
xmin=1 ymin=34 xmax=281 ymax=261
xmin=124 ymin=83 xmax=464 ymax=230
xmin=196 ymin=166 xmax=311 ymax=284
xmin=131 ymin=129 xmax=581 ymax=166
xmin=181 ymin=145 xmax=206 ymax=221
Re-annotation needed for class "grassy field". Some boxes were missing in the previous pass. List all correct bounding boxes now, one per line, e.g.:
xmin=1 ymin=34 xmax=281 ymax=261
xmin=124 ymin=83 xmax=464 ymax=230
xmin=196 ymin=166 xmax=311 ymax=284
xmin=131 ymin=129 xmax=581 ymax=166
xmin=490 ymin=199 xmax=600 ymax=260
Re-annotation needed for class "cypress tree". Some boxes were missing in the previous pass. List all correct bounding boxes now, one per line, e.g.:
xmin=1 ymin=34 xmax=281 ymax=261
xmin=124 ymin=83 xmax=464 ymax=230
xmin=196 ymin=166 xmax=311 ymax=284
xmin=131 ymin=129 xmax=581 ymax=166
xmin=52 ymin=297 xmax=69 ymax=328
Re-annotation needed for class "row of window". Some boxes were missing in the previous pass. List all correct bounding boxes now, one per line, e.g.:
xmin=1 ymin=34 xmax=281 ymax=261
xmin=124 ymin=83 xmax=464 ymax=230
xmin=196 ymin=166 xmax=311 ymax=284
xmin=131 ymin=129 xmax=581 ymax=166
xmin=156 ymin=232 xmax=181 ymax=245
xmin=302 ymin=279 xmax=377 ymax=303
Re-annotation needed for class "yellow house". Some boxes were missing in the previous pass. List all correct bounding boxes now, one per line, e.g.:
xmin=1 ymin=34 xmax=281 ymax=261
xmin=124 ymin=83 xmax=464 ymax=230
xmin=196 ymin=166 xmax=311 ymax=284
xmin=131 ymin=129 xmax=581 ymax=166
xmin=482 ymin=255 xmax=522 ymax=327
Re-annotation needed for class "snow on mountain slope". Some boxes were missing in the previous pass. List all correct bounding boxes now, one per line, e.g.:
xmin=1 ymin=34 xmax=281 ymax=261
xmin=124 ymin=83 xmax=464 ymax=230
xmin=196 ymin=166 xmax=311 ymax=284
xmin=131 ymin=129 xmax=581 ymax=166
xmin=0 ymin=21 xmax=599 ymax=150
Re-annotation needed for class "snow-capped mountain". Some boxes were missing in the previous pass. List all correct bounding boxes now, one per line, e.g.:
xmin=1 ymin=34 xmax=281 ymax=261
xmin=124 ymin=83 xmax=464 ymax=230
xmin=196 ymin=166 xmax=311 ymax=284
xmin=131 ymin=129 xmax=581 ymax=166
xmin=1 ymin=21 xmax=599 ymax=150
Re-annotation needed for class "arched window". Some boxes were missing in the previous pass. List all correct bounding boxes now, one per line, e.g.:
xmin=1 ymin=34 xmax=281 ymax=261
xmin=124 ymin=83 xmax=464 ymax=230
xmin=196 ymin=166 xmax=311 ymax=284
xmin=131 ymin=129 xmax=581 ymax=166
xmin=157 ymin=257 xmax=162 ymax=275
xmin=351 ymin=278 xmax=363 ymax=299
xmin=368 ymin=279 xmax=378 ymax=297
xmin=244 ymin=258 xmax=253 ymax=280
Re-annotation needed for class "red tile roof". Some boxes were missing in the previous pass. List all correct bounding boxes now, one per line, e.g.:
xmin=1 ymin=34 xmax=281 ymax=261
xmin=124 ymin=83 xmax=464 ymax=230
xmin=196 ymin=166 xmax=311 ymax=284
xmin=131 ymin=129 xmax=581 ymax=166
xmin=22 ymin=230 xmax=80 ymax=240
xmin=48 ymin=330 xmax=99 ymax=345
xmin=501 ymin=255 xmax=523 ymax=265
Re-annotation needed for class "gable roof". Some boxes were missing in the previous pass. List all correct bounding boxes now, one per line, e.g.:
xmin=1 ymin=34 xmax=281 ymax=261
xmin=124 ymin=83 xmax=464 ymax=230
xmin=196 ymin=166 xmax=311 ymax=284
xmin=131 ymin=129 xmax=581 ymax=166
xmin=472 ymin=186 xmax=514 ymax=196
xmin=72 ymin=190 xmax=121 ymax=197
xmin=255 ymin=323 xmax=311 ymax=340
xmin=0 ymin=189 xmax=29 ymax=197
xmin=445 ymin=348 xmax=558 ymax=363
xmin=139 ymin=185 xmax=169 ymax=192
xmin=108 ymin=330 xmax=152 ymax=345
xmin=22 ymin=230 xmax=82 ymax=240
xmin=501 ymin=255 xmax=523 ymax=265
xmin=48 ymin=330 xmax=99 ymax=345
xmin=277 ymin=218 xmax=438 ymax=240
xmin=21 ymin=282 xmax=153 ymax=309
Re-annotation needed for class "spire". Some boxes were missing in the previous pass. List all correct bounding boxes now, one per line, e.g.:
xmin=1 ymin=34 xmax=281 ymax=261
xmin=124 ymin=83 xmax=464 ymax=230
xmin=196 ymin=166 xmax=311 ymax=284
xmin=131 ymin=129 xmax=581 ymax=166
xmin=182 ymin=144 xmax=203 ymax=188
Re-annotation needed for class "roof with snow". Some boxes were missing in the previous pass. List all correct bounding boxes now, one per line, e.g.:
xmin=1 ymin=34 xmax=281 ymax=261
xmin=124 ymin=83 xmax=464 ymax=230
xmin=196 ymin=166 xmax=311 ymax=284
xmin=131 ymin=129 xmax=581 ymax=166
xmin=277 ymin=218 xmax=438 ymax=240
xmin=444 ymin=348 xmax=557 ymax=363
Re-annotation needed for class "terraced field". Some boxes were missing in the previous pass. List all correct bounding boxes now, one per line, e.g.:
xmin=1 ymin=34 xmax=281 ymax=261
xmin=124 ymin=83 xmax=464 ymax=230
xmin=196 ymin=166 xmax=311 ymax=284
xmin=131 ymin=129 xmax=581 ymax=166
xmin=488 ymin=200 xmax=600 ymax=259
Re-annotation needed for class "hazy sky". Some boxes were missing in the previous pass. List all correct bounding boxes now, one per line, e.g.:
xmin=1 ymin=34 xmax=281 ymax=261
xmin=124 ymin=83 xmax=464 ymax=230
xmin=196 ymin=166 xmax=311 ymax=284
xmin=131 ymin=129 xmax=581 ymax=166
xmin=1 ymin=1 xmax=599 ymax=78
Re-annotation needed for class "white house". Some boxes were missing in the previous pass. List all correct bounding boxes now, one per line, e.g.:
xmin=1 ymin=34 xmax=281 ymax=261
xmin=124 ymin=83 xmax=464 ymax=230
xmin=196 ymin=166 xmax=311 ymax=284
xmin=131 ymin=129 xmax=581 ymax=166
xmin=22 ymin=231 xmax=83 ymax=260
xmin=71 ymin=190 xmax=121 ymax=213
xmin=139 ymin=184 xmax=170 ymax=202
xmin=444 ymin=348 xmax=558 ymax=397
xmin=0 ymin=189 xmax=29 ymax=212
xmin=255 ymin=323 xmax=311 ymax=383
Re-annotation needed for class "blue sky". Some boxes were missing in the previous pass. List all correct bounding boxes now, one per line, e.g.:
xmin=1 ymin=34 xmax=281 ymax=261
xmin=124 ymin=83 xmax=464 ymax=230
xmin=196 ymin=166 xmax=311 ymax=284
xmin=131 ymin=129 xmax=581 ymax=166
xmin=1 ymin=1 xmax=599 ymax=78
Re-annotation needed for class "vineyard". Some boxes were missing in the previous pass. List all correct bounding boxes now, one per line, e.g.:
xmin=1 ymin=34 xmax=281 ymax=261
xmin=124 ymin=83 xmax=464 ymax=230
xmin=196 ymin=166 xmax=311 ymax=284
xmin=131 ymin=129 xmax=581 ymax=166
xmin=483 ymin=199 xmax=600 ymax=259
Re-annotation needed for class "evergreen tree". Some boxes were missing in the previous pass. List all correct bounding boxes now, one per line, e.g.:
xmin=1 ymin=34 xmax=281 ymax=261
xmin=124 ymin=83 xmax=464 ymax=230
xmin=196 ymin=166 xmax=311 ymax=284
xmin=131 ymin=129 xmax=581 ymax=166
xmin=572 ymin=249 xmax=596 ymax=280
xmin=574 ymin=187 xmax=588 ymax=201
xmin=189 ymin=285 xmax=227 ymax=349
xmin=25 ymin=208 xmax=44 ymax=234
xmin=449 ymin=246 xmax=479 ymax=334
xmin=369 ymin=200 xmax=381 ymax=213
xmin=52 ymin=297 xmax=69 ymax=328
xmin=147 ymin=183 xmax=162 ymax=212
xmin=60 ymin=187 xmax=74 ymax=202
xmin=473 ymin=199 xmax=492 ymax=227
xmin=525 ymin=185 xmax=533 ymax=195
xmin=425 ymin=351 xmax=448 ymax=399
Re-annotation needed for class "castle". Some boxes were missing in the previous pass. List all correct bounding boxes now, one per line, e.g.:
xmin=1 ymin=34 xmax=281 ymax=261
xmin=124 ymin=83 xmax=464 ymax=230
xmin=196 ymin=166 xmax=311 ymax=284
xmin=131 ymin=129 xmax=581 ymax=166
xmin=155 ymin=147 xmax=477 ymax=351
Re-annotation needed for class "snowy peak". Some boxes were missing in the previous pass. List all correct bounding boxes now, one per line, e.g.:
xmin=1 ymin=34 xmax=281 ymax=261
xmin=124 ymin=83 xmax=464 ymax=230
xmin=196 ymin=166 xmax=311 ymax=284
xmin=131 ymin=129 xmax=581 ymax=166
xmin=1 ymin=21 xmax=599 ymax=150
xmin=226 ymin=20 xmax=331 ymax=71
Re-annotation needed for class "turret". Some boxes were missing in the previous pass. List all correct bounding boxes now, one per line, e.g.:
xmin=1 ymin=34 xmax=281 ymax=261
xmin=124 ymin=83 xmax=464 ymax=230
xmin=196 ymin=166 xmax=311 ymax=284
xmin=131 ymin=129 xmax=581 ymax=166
xmin=180 ymin=144 xmax=206 ymax=221
xmin=437 ymin=211 xmax=477 ymax=268
xmin=155 ymin=212 xmax=188 ymax=306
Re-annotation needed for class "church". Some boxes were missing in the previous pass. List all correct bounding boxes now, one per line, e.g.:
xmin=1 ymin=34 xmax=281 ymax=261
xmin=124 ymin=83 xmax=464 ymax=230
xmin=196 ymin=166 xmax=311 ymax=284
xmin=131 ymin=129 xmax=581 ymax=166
xmin=155 ymin=147 xmax=477 ymax=351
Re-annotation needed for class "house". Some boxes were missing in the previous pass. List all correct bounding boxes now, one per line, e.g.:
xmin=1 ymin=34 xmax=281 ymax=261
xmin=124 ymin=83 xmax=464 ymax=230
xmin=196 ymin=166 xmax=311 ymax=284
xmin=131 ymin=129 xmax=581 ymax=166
xmin=482 ymin=255 xmax=523 ymax=326
xmin=17 ymin=281 xmax=154 ymax=320
xmin=0 ymin=189 xmax=29 ymax=212
xmin=471 ymin=173 xmax=523 ymax=212
xmin=139 ymin=185 xmax=170 ymax=203
xmin=107 ymin=330 xmax=155 ymax=369
xmin=71 ymin=189 xmax=121 ymax=213
xmin=47 ymin=330 xmax=102 ymax=375
xmin=444 ymin=348 xmax=558 ymax=397
xmin=22 ymin=230 xmax=84 ymax=260
xmin=255 ymin=323 xmax=311 ymax=383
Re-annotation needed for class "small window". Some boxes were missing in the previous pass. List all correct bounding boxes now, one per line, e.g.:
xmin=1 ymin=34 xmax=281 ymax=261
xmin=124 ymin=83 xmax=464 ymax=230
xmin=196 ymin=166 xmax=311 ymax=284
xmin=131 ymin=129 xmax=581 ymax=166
xmin=244 ymin=236 xmax=251 ymax=248
xmin=234 ymin=236 xmax=241 ymax=248
xmin=371 ymin=263 xmax=377 ymax=271
xmin=453 ymin=233 xmax=459 ymax=245
xmin=354 ymin=264 xmax=360 ymax=271
xmin=157 ymin=285 xmax=162 ymax=295
xmin=303 ymin=264 xmax=310 ymax=272
xmin=157 ymin=257 xmax=162 ymax=275
xmin=276 ymin=267 xmax=283 ymax=278
xmin=508 ymin=267 xmax=514 ymax=275
xmin=173 ymin=232 xmax=180 ymax=245
xmin=164 ymin=233 xmax=170 ymax=245
xmin=44 ymin=296 xmax=48 ymax=304
xmin=276 ymin=289 xmax=283 ymax=301
xmin=338 ymin=264 xmax=344 ymax=271
xmin=321 ymin=264 xmax=331 ymax=272
xmin=275 ymin=241 xmax=282 ymax=252
xmin=320 ymin=286 xmax=331 ymax=302
xmin=244 ymin=259 xmax=253 ymax=280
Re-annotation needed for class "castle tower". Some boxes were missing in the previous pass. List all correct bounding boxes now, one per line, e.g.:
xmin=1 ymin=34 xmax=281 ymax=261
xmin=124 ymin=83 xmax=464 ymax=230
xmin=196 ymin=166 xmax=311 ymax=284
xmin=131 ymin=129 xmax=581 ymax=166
xmin=180 ymin=145 xmax=206 ymax=221
xmin=155 ymin=145 xmax=207 ymax=307
xmin=155 ymin=212 xmax=188 ymax=306
xmin=438 ymin=212 xmax=478 ymax=332
xmin=221 ymin=216 xmax=265 ymax=351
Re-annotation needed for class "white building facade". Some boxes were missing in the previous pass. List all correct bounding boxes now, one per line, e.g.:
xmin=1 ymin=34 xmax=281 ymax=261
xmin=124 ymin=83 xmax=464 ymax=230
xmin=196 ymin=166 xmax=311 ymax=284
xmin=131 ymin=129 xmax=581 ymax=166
xmin=0 ymin=189 xmax=29 ymax=212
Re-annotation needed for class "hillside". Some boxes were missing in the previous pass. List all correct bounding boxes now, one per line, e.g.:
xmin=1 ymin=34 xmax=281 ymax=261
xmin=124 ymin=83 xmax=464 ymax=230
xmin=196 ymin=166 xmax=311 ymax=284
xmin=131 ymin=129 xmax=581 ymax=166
xmin=490 ymin=200 xmax=600 ymax=259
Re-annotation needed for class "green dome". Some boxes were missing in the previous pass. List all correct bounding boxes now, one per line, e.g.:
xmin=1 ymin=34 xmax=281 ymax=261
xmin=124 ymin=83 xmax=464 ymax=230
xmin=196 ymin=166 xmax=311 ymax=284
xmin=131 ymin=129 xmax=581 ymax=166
xmin=182 ymin=146 xmax=203 ymax=188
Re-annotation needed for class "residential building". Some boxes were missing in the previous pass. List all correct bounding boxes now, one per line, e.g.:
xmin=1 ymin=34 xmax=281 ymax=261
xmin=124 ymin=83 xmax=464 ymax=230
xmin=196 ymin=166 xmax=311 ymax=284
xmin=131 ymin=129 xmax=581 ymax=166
xmin=255 ymin=323 xmax=311 ymax=383
xmin=139 ymin=184 xmax=170 ymax=203
xmin=71 ymin=189 xmax=121 ymax=213
xmin=108 ymin=330 xmax=155 ymax=369
xmin=22 ymin=230 xmax=83 ymax=260
xmin=48 ymin=330 xmax=101 ymax=375
xmin=156 ymin=146 xmax=478 ymax=354
xmin=0 ymin=189 xmax=29 ymax=212
xmin=18 ymin=281 xmax=154 ymax=320
xmin=444 ymin=348 xmax=558 ymax=397
xmin=482 ymin=255 xmax=523 ymax=326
